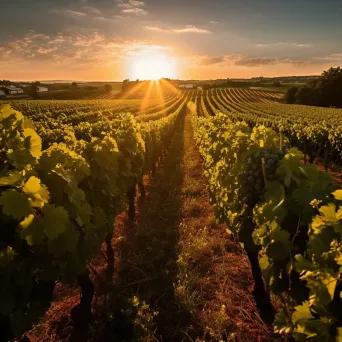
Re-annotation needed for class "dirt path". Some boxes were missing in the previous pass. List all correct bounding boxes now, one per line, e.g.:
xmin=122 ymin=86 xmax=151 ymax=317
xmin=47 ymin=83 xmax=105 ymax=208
xmin=172 ymin=111 xmax=273 ymax=341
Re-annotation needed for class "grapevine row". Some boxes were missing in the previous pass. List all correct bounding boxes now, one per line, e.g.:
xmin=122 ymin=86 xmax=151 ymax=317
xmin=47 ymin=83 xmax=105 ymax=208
xmin=0 ymin=96 xmax=187 ymax=340
xmin=196 ymin=88 xmax=342 ymax=169
xmin=191 ymin=106 xmax=342 ymax=341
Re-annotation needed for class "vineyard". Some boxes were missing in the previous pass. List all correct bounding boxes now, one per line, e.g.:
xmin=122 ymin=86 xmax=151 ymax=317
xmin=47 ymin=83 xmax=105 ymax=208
xmin=2 ymin=85 xmax=342 ymax=342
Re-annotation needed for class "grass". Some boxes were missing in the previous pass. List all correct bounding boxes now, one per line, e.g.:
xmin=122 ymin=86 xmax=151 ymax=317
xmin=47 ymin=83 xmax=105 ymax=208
xmin=0 ymin=94 xmax=30 ymax=100
xmin=35 ymin=88 xmax=106 ymax=100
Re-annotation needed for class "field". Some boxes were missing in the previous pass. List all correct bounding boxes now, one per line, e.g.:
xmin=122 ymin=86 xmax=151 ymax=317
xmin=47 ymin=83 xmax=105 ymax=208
xmin=0 ymin=82 xmax=123 ymax=101
xmin=1 ymin=83 xmax=342 ymax=342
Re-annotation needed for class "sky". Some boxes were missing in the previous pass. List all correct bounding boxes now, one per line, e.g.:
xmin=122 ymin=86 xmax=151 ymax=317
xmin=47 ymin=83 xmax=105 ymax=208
xmin=0 ymin=0 xmax=342 ymax=81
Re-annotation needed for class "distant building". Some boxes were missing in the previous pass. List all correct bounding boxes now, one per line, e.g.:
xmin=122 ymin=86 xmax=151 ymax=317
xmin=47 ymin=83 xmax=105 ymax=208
xmin=14 ymin=87 xmax=24 ymax=94
xmin=178 ymin=83 xmax=196 ymax=89
xmin=2 ymin=86 xmax=24 ymax=94
xmin=0 ymin=90 xmax=5 ymax=97
xmin=1 ymin=86 xmax=18 ymax=95
xmin=37 ymin=86 xmax=48 ymax=92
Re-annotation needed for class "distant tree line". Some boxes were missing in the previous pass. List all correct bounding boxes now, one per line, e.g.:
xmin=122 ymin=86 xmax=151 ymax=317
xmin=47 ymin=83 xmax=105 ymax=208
xmin=0 ymin=80 xmax=13 ymax=86
xmin=285 ymin=67 xmax=342 ymax=108
xmin=197 ymin=79 xmax=284 ymax=90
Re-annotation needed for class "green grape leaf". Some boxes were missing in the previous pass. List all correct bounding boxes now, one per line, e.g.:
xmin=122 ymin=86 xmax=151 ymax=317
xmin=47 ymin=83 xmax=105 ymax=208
xmin=300 ymin=271 xmax=336 ymax=306
xmin=0 ymin=104 xmax=23 ymax=121
xmin=47 ymin=226 xmax=79 ymax=258
xmin=0 ymin=189 xmax=33 ymax=219
xmin=22 ymin=176 xmax=49 ymax=207
xmin=319 ymin=204 xmax=338 ymax=224
xmin=22 ymin=176 xmax=41 ymax=195
xmin=294 ymin=255 xmax=315 ymax=272
xmin=332 ymin=190 xmax=342 ymax=201
xmin=292 ymin=301 xmax=314 ymax=325
xmin=64 ymin=226 xmax=79 ymax=252
xmin=259 ymin=254 xmax=270 ymax=270
xmin=266 ymin=225 xmax=291 ymax=260
xmin=336 ymin=328 xmax=342 ymax=342
xmin=309 ymin=228 xmax=336 ymax=258
xmin=337 ymin=208 xmax=342 ymax=221
xmin=276 ymin=147 xmax=303 ymax=187
xmin=20 ymin=214 xmax=45 ymax=245
xmin=335 ymin=254 xmax=342 ymax=272
xmin=311 ymin=204 xmax=338 ymax=233
xmin=23 ymin=128 xmax=42 ymax=160
xmin=22 ymin=117 xmax=35 ymax=130
xmin=42 ymin=204 xmax=69 ymax=239
xmin=266 ymin=240 xmax=290 ymax=261
xmin=7 ymin=145 xmax=33 ymax=166
xmin=322 ymin=274 xmax=337 ymax=301
xmin=0 ymin=171 xmax=23 ymax=186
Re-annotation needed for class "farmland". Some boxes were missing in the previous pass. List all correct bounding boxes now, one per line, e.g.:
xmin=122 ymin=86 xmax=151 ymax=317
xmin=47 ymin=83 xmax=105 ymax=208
xmin=2 ymin=83 xmax=342 ymax=342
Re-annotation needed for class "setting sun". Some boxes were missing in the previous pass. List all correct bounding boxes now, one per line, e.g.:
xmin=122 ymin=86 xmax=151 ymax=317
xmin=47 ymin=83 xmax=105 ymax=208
xmin=129 ymin=53 xmax=176 ymax=80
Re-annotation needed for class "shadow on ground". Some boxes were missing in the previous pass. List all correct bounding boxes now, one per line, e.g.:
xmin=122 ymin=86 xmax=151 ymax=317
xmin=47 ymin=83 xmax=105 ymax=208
xmin=90 ymin=111 xmax=194 ymax=342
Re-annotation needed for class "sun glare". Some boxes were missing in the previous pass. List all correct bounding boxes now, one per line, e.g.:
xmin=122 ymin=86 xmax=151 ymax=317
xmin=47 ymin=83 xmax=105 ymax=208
xmin=130 ymin=53 xmax=176 ymax=80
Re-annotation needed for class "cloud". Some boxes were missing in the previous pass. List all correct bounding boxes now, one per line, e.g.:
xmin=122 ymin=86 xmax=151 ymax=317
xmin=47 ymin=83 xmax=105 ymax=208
xmin=294 ymin=44 xmax=312 ymax=48
xmin=313 ymin=53 xmax=342 ymax=63
xmin=2 ymin=30 xmax=323 ymax=73
xmin=73 ymin=32 xmax=105 ymax=46
xmin=173 ymin=25 xmax=211 ymax=34
xmin=52 ymin=6 xmax=121 ymax=23
xmin=0 ymin=30 xmax=171 ymax=69
xmin=198 ymin=56 xmax=226 ymax=65
xmin=235 ymin=57 xmax=280 ymax=66
xmin=325 ymin=53 xmax=342 ymax=60
xmin=190 ymin=54 xmax=315 ymax=68
xmin=144 ymin=26 xmax=165 ymax=32
xmin=234 ymin=56 xmax=305 ymax=67
xmin=81 ymin=6 xmax=102 ymax=15
xmin=118 ymin=0 xmax=147 ymax=15
xmin=128 ymin=0 xmax=145 ymax=6
xmin=61 ymin=8 xmax=88 ymax=18
xmin=209 ymin=21 xmax=220 ymax=24
xmin=0 ymin=46 xmax=11 ymax=58
xmin=121 ymin=7 xmax=147 ymax=15
xmin=144 ymin=25 xmax=211 ymax=34
xmin=51 ymin=8 xmax=89 ymax=19
xmin=256 ymin=42 xmax=313 ymax=48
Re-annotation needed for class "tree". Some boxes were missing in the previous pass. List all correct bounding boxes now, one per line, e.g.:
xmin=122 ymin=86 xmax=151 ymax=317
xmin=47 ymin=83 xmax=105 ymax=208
xmin=0 ymin=80 xmax=11 ymax=86
xmin=104 ymin=84 xmax=112 ymax=93
xmin=284 ymin=86 xmax=299 ymax=104
xmin=71 ymin=82 xmax=78 ymax=89
xmin=30 ymin=82 xmax=39 ymax=99
xmin=122 ymin=79 xmax=130 ymax=92
xmin=287 ymin=66 xmax=342 ymax=108
xmin=273 ymin=81 xmax=282 ymax=87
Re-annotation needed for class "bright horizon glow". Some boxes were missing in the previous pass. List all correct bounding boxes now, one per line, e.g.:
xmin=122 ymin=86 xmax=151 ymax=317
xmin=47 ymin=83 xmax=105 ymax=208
xmin=129 ymin=53 xmax=176 ymax=80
